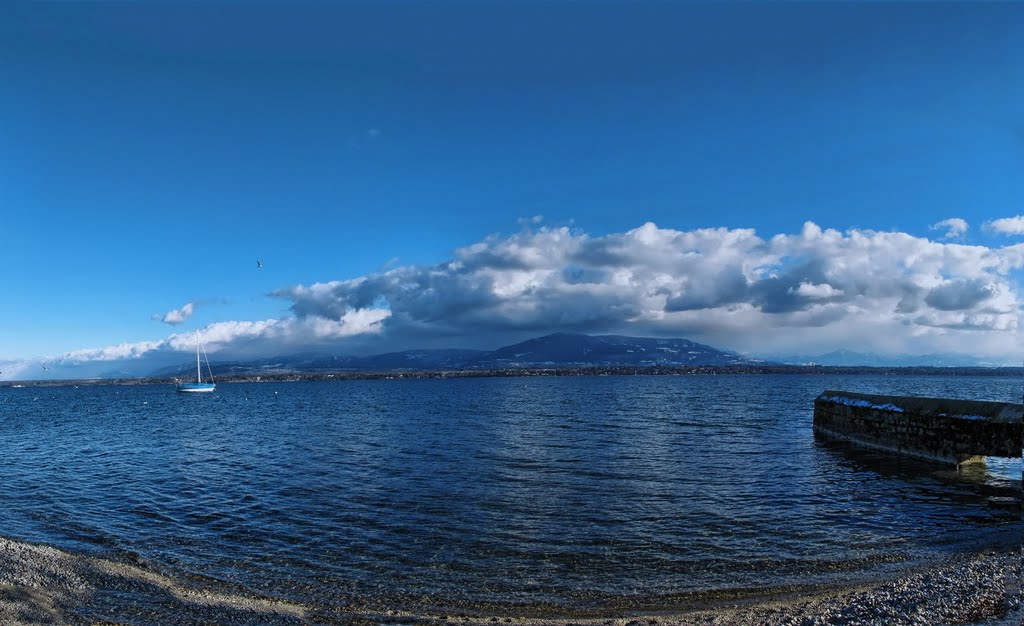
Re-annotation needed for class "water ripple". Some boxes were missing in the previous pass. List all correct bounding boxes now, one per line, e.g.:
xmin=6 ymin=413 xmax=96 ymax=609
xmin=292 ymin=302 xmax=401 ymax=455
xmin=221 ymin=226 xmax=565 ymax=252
xmin=0 ymin=374 xmax=1019 ymax=614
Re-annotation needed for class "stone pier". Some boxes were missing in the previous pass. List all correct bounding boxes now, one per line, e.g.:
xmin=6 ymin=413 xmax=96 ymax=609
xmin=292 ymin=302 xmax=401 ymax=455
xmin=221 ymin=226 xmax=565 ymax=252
xmin=813 ymin=390 xmax=1022 ymax=467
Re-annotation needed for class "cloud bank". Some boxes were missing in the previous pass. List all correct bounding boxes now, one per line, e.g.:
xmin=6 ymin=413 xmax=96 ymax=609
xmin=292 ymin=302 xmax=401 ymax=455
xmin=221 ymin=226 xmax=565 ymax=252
xmin=17 ymin=220 xmax=1024 ymax=379
xmin=267 ymin=221 xmax=1023 ymax=359
xmin=60 ymin=310 xmax=392 ymax=364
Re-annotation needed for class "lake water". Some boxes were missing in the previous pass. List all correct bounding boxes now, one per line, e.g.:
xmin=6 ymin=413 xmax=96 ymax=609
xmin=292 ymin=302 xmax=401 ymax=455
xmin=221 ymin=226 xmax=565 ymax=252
xmin=0 ymin=374 xmax=1019 ymax=617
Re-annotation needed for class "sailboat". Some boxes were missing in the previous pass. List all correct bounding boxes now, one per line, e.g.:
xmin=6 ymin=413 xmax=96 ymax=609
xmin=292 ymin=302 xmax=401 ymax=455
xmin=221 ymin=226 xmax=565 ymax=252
xmin=176 ymin=331 xmax=216 ymax=393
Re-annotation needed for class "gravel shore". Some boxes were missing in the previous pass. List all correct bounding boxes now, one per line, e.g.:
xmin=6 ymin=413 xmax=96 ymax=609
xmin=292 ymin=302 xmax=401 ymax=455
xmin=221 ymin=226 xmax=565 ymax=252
xmin=0 ymin=535 xmax=1019 ymax=625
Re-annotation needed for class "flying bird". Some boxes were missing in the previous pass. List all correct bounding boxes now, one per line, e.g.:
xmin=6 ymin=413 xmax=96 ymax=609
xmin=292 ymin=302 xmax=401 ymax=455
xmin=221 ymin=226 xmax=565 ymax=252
xmin=256 ymin=260 xmax=263 ymax=269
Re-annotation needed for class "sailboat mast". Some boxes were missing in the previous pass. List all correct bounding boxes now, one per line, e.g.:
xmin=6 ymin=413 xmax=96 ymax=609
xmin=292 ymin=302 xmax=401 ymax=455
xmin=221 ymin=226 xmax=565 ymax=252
xmin=196 ymin=331 xmax=202 ymax=383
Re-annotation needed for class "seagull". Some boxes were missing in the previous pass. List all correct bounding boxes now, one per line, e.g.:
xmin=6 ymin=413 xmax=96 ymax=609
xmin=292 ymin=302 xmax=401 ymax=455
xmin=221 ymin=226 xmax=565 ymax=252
xmin=41 ymin=364 xmax=48 ymax=370
xmin=256 ymin=260 xmax=263 ymax=269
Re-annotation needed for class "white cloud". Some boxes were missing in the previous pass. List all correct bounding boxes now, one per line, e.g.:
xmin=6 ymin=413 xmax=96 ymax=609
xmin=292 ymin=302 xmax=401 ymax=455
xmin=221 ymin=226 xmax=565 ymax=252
xmin=165 ymin=319 xmax=280 ymax=352
xmin=985 ymin=215 xmax=1024 ymax=235
xmin=156 ymin=302 xmax=196 ymax=325
xmin=311 ymin=307 xmax=391 ymax=338
xmin=55 ymin=307 xmax=390 ymax=366
xmin=929 ymin=217 xmax=968 ymax=239
xmin=790 ymin=282 xmax=844 ymax=299
xmin=517 ymin=214 xmax=544 ymax=226
xmin=63 ymin=340 xmax=165 ymax=362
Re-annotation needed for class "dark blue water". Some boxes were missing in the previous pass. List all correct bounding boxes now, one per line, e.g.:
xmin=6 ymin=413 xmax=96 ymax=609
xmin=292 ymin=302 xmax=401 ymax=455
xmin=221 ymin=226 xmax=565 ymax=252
xmin=0 ymin=375 xmax=1019 ymax=613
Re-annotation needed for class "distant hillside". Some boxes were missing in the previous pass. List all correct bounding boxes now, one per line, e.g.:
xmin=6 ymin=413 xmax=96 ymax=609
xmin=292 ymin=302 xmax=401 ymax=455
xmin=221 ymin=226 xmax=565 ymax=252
xmin=153 ymin=349 xmax=486 ymax=377
xmin=349 ymin=349 xmax=486 ymax=370
xmin=151 ymin=353 xmax=354 ymax=378
xmin=471 ymin=333 xmax=751 ymax=367
xmin=152 ymin=333 xmax=754 ymax=377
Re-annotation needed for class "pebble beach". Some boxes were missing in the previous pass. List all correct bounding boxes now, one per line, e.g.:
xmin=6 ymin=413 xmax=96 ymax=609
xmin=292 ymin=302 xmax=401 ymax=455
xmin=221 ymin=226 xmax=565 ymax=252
xmin=0 ymin=534 xmax=1019 ymax=625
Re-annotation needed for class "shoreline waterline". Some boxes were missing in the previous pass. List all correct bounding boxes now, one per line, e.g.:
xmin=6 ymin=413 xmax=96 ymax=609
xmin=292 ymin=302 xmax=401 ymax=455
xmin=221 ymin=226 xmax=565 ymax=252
xmin=2 ymin=363 xmax=1024 ymax=390
xmin=0 ymin=532 xmax=1019 ymax=624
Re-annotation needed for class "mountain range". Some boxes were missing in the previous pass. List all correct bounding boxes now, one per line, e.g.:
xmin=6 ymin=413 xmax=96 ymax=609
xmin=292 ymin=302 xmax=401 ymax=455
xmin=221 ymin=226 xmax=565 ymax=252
xmin=153 ymin=332 xmax=754 ymax=377
xmin=6 ymin=333 xmax=1011 ymax=382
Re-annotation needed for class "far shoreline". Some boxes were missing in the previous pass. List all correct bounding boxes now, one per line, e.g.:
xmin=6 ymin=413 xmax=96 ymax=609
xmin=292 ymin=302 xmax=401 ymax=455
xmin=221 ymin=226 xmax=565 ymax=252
xmin=2 ymin=364 xmax=1023 ymax=389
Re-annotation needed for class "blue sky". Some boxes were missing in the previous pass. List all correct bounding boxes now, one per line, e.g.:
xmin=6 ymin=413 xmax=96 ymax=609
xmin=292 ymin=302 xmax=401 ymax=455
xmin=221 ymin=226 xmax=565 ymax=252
xmin=2 ymin=2 xmax=1023 ymax=376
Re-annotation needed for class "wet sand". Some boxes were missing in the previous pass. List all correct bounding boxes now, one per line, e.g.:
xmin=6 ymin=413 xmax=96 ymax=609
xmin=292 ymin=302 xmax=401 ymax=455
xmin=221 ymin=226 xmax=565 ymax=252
xmin=0 ymin=535 xmax=1020 ymax=625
